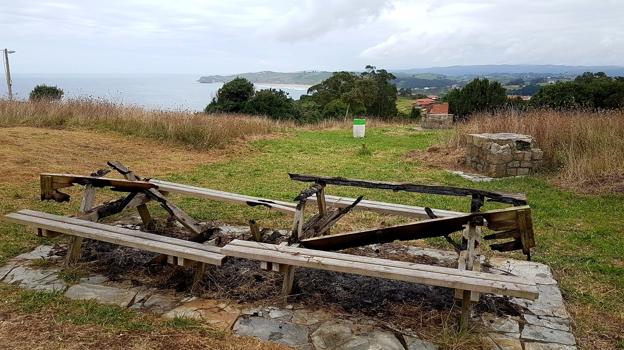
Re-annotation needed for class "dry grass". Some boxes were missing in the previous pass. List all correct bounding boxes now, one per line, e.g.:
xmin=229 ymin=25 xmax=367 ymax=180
xmin=305 ymin=116 xmax=412 ymax=130
xmin=0 ymin=127 xmax=222 ymax=184
xmin=0 ymin=99 xmax=292 ymax=150
xmin=453 ymin=109 xmax=624 ymax=193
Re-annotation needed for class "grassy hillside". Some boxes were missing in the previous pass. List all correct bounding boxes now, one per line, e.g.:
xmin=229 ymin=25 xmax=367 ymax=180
xmin=0 ymin=103 xmax=622 ymax=348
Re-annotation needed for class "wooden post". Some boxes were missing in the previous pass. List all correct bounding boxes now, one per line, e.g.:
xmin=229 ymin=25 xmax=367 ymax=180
xmin=316 ymin=184 xmax=327 ymax=216
xmin=111 ymin=162 xmax=156 ymax=231
xmin=459 ymin=290 xmax=472 ymax=331
xmin=192 ymin=262 xmax=207 ymax=292
xmin=249 ymin=219 xmax=262 ymax=242
xmin=289 ymin=202 xmax=306 ymax=243
xmin=65 ymin=184 xmax=97 ymax=265
xmin=457 ymin=194 xmax=484 ymax=330
xmin=280 ymin=264 xmax=296 ymax=295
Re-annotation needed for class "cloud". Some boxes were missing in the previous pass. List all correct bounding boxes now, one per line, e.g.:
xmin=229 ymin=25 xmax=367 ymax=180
xmin=1 ymin=0 xmax=623 ymax=73
xmin=271 ymin=0 xmax=394 ymax=42
xmin=360 ymin=0 xmax=624 ymax=66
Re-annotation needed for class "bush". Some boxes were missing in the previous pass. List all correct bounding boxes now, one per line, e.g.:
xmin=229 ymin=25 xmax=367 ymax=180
xmin=322 ymin=99 xmax=349 ymax=118
xmin=29 ymin=85 xmax=64 ymax=101
xmin=295 ymin=99 xmax=323 ymax=123
xmin=530 ymin=72 xmax=624 ymax=109
xmin=409 ymin=106 xmax=422 ymax=120
xmin=205 ymin=77 xmax=255 ymax=113
xmin=243 ymin=89 xmax=299 ymax=120
xmin=444 ymin=78 xmax=507 ymax=118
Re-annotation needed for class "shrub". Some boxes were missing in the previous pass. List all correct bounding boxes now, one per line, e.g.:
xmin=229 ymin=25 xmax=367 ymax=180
xmin=530 ymin=72 xmax=624 ymax=109
xmin=295 ymin=99 xmax=323 ymax=123
xmin=29 ymin=85 xmax=64 ymax=101
xmin=205 ymin=77 xmax=254 ymax=113
xmin=409 ymin=106 xmax=422 ymax=120
xmin=444 ymin=78 xmax=507 ymax=118
xmin=243 ymin=88 xmax=299 ymax=120
xmin=322 ymin=99 xmax=349 ymax=118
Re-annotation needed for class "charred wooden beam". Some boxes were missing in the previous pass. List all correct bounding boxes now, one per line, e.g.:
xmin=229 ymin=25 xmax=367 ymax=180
xmin=288 ymin=173 xmax=527 ymax=206
xmin=107 ymin=161 xmax=206 ymax=239
xmin=294 ymin=183 xmax=324 ymax=202
xmin=300 ymin=196 xmax=363 ymax=240
xmin=80 ymin=192 xmax=149 ymax=222
xmin=40 ymin=173 xmax=155 ymax=202
xmin=108 ymin=161 xmax=155 ymax=230
xmin=300 ymin=206 xmax=535 ymax=254
xmin=301 ymin=214 xmax=472 ymax=250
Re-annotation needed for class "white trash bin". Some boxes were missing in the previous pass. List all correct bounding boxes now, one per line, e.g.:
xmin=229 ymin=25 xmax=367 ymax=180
xmin=353 ymin=118 xmax=366 ymax=138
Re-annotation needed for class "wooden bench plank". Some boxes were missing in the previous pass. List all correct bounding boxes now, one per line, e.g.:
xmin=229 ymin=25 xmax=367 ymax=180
xmin=149 ymin=179 xmax=297 ymax=214
xmin=221 ymin=243 xmax=538 ymax=300
xmin=5 ymin=212 xmax=224 ymax=265
xmin=227 ymin=240 xmax=533 ymax=287
xmin=18 ymin=210 xmax=222 ymax=255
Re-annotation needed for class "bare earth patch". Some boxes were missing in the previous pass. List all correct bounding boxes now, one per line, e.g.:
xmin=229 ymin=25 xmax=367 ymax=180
xmin=406 ymin=144 xmax=468 ymax=171
xmin=0 ymin=127 xmax=223 ymax=184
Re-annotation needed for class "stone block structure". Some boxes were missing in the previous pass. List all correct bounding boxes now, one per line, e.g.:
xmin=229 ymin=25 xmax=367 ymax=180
xmin=464 ymin=133 xmax=543 ymax=177
xmin=421 ymin=113 xmax=454 ymax=129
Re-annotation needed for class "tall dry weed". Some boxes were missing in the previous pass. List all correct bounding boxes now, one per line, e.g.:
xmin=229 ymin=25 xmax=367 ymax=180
xmin=0 ymin=98 xmax=292 ymax=150
xmin=453 ymin=109 xmax=624 ymax=192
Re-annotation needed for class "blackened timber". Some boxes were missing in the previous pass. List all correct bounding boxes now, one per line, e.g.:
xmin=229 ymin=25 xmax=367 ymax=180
xmin=294 ymin=183 xmax=324 ymax=202
xmin=107 ymin=161 xmax=206 ymax=239
xmin=300 ymin=206 xmax=535 ymax=252
xmin=108 ymin=161 xmax=155 ymax=230
xmin=300 ymin=196 xmax=363 ymax=239
xmin=40 ymin=173 xmax=156 ymax=202
xmin=301 ymin=214 xmax=472 ymax=250
xmin=288 ymin=173 xmax=527 ymax=205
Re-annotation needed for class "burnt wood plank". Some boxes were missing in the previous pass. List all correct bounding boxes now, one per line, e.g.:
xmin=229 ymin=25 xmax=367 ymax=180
xmin=301 ymin=214 xmax=472 ymax=250
xmin=301 ymin=206 xmax=533 ymax=251
xmin=40 ymin=173 xmax=155 ymax=202
xmin=289 ymin=173 xmax=527 ymax=205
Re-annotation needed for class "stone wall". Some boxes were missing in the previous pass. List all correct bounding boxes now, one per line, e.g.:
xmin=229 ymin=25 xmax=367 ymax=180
xmin=421 ymin=113 xmax=453 ymax=129
xmin=464 ymin=133 xmax=543 ymax=177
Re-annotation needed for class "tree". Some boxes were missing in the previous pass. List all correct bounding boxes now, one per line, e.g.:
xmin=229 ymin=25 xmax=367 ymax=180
xmin=29 ymin=85 xmax=64 ymax=101
xmin=304 ymin=65 xmax=398 ymax=119
xmin=361 ymin=65 xmax=398 ymax=117
xmin=530 ymin=72 xmax=624 ymax=109
xmin=243 ymin=89 xmax=299 ymax=120
xmin=205 ymin=77 xmax=255 ymax=113
xmin=444 ymin=78 xmax=507 ymax=117
xmin=322 ymin=99 xmax=349 ymax=118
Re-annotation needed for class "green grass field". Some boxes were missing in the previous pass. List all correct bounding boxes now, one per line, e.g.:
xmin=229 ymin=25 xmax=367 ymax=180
xmin=1 ymin=124 xmax=623 ymax=348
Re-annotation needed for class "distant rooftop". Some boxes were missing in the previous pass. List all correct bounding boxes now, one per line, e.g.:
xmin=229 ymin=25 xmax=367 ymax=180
xmin=429 ymin=102 xmax=449 ymax=115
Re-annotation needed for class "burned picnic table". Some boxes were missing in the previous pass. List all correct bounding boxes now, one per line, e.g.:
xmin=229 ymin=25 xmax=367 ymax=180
xmin=5 ymin=162 xmax=539 ymax=330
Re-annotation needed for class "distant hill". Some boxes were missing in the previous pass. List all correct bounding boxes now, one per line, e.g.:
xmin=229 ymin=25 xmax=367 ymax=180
xmin=394 ymin=65 xmax=624 ymax=77
xmin=198 ymin=71 xmax=332 ymax=85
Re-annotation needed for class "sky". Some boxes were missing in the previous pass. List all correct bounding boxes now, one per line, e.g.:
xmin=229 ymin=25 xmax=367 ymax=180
xmin=2 ymin=0 xmax=623 ymax=74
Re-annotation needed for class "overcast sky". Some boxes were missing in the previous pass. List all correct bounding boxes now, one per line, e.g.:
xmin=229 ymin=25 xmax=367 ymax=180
xmin=2 ymin=0 xmax=623 ymax=74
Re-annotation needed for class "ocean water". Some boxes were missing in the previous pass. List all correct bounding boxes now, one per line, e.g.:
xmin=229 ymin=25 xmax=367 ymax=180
xmin=0 ymin=74 xmax=310 ymax=111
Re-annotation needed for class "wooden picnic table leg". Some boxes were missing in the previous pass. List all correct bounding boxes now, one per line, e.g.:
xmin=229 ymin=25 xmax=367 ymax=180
xmin=65 ymin=184 xmax=97 ymax=265
xmin=458 ymin=194 xmax=484 ymax=330
xmin=280 ymin=264 xmax=296 ymax=296
xmin=192 ymin=262 xmax=207 ymax=292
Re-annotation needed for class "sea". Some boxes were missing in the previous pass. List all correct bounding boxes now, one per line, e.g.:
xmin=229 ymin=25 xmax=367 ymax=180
xmin=0 ymin=74 xmax=311 ymax=112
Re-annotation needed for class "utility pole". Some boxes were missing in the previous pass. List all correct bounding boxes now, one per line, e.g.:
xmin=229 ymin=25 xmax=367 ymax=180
xmin=3 ymin=48 xmax=15 ymax=100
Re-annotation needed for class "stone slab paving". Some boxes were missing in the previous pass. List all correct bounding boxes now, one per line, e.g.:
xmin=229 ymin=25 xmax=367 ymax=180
xmin=0 ymin=244 xmax=578 ymax=350
xmin=65 ymin=283 xmax=139 ymax=307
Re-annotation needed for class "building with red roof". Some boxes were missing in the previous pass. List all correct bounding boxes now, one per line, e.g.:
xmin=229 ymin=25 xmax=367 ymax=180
xmin=429 ymin=102 xmax=449 ymax=115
